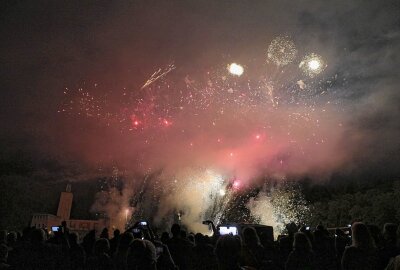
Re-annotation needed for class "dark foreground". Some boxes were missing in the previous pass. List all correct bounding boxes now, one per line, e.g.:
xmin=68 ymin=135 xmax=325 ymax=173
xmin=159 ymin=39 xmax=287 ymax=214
xmin=1 ymin=221 xmax=400 ymax=270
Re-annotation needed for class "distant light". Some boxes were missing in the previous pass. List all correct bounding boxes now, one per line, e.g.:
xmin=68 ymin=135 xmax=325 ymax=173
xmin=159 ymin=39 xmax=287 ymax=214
xmin=163 ymin=119 xmax=172 ymax=126
xmin=219 ymin=189 xmax=226 ymax=196
xmin=228 ymin=63 xmax=244 ymax=76
xmin=255 ymin=134 xmax=261 ymax=140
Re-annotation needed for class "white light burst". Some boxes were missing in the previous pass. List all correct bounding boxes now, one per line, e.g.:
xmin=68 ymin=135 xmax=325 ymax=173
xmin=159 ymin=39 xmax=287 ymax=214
xmin=299 ymin=53 xmax=326 ymax=77
xmin=228 ymin=63 xmax=244 ymax=76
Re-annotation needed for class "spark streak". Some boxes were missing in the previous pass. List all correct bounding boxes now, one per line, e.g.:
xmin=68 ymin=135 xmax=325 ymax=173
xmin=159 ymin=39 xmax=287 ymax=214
xmin=141 ymin=63 xmax=176 ymax=89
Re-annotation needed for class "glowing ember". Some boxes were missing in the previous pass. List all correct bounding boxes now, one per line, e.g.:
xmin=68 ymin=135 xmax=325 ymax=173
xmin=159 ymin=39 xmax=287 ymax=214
xmin=162 ymin=119 xmax=172 ymax=126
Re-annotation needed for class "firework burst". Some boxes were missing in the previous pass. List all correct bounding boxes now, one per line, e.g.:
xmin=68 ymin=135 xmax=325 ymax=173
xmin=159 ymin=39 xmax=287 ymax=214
xmin=299 ymin=53 xmax=326 ymax=77
xmin=267 ymin=35 xmax=298 ymax=66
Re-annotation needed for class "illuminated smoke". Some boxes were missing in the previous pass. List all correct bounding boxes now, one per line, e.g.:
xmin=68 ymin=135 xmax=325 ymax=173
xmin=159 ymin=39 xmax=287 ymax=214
xmin=154 ymin=168 xmax=231 ymax=233
xmin=248 ymin=182 xmax=311 ymax=238
xmin=247 ymin=191 xmax=279 ymax=237
xmin=91 ymin=171 xmax=136 ymax=230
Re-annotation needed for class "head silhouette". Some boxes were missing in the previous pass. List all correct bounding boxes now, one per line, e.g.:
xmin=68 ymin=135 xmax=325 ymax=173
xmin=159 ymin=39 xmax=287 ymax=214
xmin=94 ymin=238 xmax=110 ymax=255
xmin=160 ymin=232 xmax=170 ymax=244
xmin=7 ymin=231 xmax=17 ymax=246
xmin=30 ymin=228 xmax=45 ymax=245
xmin=215 ymin=235 xmax=242 ymax=267
xmin=194 ymin=233 xmax=204 ymax=245
xmin=383 ymin=223 xmax=398 ymax=241
xmin=243 ymin=227 xmax=260 ymax=247
xmin=171 ymin=224 xmax=181 ymax=238
xmin=69 ymin=232 xmax=79 ymax=245
xmin=352 ymin=222 xmax=375 ymax=249
xmin=286 ymin=222 xmax=298 ymax=236
xmin=293 ymin=232 xmax=312 ymax=252
xmin=118 ymin=232 xmax=134 ymax=251
xmin=129 ymin=239 xmax=157 ymax=268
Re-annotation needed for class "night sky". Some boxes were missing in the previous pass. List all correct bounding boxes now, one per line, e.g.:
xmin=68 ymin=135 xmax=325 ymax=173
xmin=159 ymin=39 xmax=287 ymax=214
xmin=1 ymin=1 xmax=400 ymax=187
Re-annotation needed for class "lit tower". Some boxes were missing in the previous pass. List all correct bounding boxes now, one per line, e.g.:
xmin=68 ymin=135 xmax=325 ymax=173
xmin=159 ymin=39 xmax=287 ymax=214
xmin=57 ymin=184 xmax=73 ymax=221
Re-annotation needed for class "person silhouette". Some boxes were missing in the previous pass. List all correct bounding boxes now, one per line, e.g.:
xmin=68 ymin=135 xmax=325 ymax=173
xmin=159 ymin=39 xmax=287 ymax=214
xmin=341 ymin=222 xmax=379 ymax=270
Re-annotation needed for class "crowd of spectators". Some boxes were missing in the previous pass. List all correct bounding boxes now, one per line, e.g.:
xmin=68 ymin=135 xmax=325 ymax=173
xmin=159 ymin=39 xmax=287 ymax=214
xmin=0 ymin=221 xmax=399 ymax=270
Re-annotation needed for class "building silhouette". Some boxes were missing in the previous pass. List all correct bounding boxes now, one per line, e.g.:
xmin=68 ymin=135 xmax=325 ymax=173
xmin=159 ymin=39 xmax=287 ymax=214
xmin=31 ymin=184 xmax=110 ymax=237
